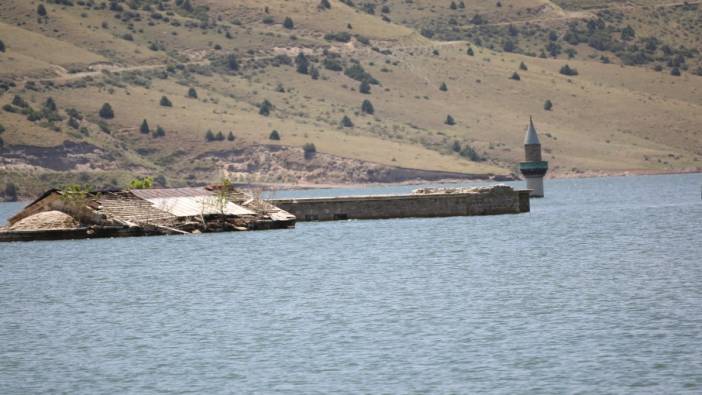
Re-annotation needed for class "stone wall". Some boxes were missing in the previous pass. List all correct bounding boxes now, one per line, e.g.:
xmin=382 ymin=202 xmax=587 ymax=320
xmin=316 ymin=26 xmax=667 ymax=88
xmin=270 ymin=190 xmax=530 ymax=222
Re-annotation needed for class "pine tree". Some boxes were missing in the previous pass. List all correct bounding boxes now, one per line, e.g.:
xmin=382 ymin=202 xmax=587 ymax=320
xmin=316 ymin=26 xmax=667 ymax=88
xmin=283 ymin=17 xmax=294 ymax=29
xmin=445 ymin=114 xmax=456 ymax=125
xmin=259 ymin=99 xmax=273 ymax=116
xmin=359 ymin=80 xmax=371 ymax=94
xmin=187 ymin=87 xmax=197 ymax=98
xmin=439 ymin=82 xmax=448 ymax=91
xmin=215 ymin=131 xmax=224 ymax=141
xmin=99 ymin=103 xmax=114 ymax=119
xmin=303 ymin=143 xmax=316 ymax=159
xmin=319 ymin=0 xmax=331 ymax=10
xmin=68 ymin=117 xmax=80 ymax=129
xmin=227 ymin=131 xmax=235 ymax=141
xmin=341 ymin=115 xmax=354 ymax=127
xmin=43 ymin=97 xmax=57 ymax=112
xmin=37 ymin=4 xmax=47 ymax=17
xmin=295 ymin=52 xmax=309 ymax=74
xmin=269 ymin=130 xmax=280 ymax=140
xmin=467 ymin=47 xmax=474 ymax=56
xmin=544 ymin=100 xmax=553 ymax=111
xmin=140 ymin=119 xmax=150 ymax=134
xmin=361 ymin=99 xmax=374 ymax=115
xmin=205 ymin=129 xmax=215 ymax=141
xmin=227 ymin=54 xmax=239 ymax=71
xmin=160 ymin=96 xmax=172 ymax=107
xmin=510 ymin=72 xmax=521 ymax=81
xmin=452 ymin=141 xmax=461 ymax=152
xmin=310 ymin=66 xmax=320 ymax=80
xmin=519 ymin=62 xmax=528 ymax=71
xmin=154 ymin=125 xmax=166 ymax=138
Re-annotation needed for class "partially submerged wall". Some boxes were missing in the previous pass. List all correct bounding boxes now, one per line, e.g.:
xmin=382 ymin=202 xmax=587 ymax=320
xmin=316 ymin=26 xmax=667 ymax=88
xmin=270 ymin=188 xmax=530 ymax=222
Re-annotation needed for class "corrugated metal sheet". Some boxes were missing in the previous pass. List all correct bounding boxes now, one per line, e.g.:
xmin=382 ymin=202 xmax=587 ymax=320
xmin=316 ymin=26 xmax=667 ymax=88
xmin=147 ymin=196 xmax=256 ymax=217
xmin=131 ymin=187 xmax=212 ymax=200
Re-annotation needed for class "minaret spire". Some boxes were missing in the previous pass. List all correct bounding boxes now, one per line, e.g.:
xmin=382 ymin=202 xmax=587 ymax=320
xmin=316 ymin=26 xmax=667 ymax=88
xmin=519 ymin=117 xmax=548 ymax=198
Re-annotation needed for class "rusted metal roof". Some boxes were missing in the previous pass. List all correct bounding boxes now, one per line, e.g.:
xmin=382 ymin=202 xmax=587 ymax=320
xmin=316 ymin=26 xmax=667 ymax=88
xmin=130 ymin=187 xmax=212 ymax=199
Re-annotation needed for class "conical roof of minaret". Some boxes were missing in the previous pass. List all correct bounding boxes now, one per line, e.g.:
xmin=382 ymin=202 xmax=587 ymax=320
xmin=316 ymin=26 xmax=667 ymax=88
xmin=524 ymin=116 xmax=541 ymax=145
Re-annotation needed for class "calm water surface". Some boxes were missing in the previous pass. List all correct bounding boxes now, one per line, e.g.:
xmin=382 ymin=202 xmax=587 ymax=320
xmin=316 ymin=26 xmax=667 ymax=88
xmin=1 ymin=174 xmax=701 ymax=394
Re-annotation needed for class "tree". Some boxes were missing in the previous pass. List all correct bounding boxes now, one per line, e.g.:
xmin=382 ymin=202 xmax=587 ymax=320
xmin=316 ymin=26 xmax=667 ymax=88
xmin=37 ymin=4 xmax=47 ymax=17
xmin=503 ymin=39 xmax=515 ymax=53
xmin=359 ymin=80 xmax=371 ymax=94
xmin=205 ymin=129 xmax=215 ymax=141
xmin=215 ymin=131 xmax=224 ymax=141
xmin=227 ymin=54 xmax=239 ymax=71
xmin=259 ymin=99 xmax=273 ymax=116
xmin=11 ymin=95 xmax=28 ymax=108
xmin=130 ymin=176 xmax=153 ymax=190
xmin=160 ymin=96 xmax=172 ymax=107
xmin=310 ymin=66 xmax=320 ymax=80
xmin=319 ymin=0 xmax=331 ymax=10
xmin=510 ymin=72 xmax=521 ymax=81
xmin=227 ymin=131 xmax=235 ymax=141
xmin=439 ymin=82 xmax=448 ymax=91
xmin=450 ymin=1 xmax=457 ymax=10
xmin=295 ymin=52 xmax=309 ymax=74
xmin=621 ymin=25 xmax=635 ymax=41
xmin=671 ymin=67 xmax=681 ymax=76
xmin=140 ymin=119 xmax=150 ymax=134
xmin=544 ymin=99 xmax=553 ymax=111
xmin=445 ymin=114 xmax=456 ymax=125
xmin=181 ymin=0 xmax=193 ymax=12
xmin=467 ymin=47 xmax=474 ymax=56
xmin=187 ymin=87 xmax=198 ymax=98
xmin=99 ymin=103 xmax=114 ymax=119
xmin=283 ymin=17 xmax=294 ymax=29
xmin=341 ymin=115 xmax=354 ymax=127
xmin=154 ymin=125 xmax=166 ymax=138
xmin=519 ymin=62 xmax=528 ymax=71
xmin=361 ymin=99 xmax=374 ymax=115
xmin=269 ymin=130 xmax=280 ymax=140
xmin=452 ymin=141 xmax=461 ymax=153
xmin=303 ymin=143 xmax=316 ymax=159
xmin=0 ymin=39 xmax=5 ymax=53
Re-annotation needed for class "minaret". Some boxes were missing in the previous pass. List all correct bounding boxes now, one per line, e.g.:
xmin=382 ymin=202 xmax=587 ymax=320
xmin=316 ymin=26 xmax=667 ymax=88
xmin=519 ymin=117 xmax=548 ymax=198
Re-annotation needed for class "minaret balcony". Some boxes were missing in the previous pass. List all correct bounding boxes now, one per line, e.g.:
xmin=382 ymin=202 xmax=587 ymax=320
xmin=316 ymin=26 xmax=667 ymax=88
xmin=519 ymin=161 xmax=549 ymax=177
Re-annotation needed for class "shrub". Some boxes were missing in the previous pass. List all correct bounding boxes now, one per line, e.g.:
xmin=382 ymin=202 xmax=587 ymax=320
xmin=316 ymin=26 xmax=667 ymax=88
xmin=140 ymin=119 xmax=150 ymax=134
xmin=452 ymin=141 xmax=461 ymax=153
xmin=439 ymin=82 xmax=448 ymax=91
xmin=269 ymin=130 xmax=280 ymax=140
xmin=671 ymin=67 xmax=681 ymax=76
xmin=559 ymin=64 xmax=578 ymax=76
xmin=445 ymin=114 xmax=456 ymax=125
xmin=0 ymin=124 xmax=4 ymax=133
xmin=283 ymin=17 xmax=294 ymax=29
xmin=187 ymin=87 xmax=197 ymax=98
xmin=43 ymin=97 xmax=57 ymax=112
xmin=359 ymin=80 xmax=371 ymax=94
xmin=160 ymin=96 xmax=172 ymax=107
xmin=303 ymin=143 xmax=316 ymax=159
xmin=319 ymin=0 xmax=331 ymax=10
xmin=361 ymin=99 xmax=374 ymax=115
xmin=37 ymin=4 xmax=47 ymax=17
xmin=3 ymin=104 xmax=17 ymax=113
xmin=227 ymin=131 xmax=235 ymax=141
xmin=99 ymin=103 xmax=114 ymax=119
xmin=323 ymin=57 xmax=343 ymax=71
xmin=510 ymin=72 xmax=521 ymax=81
xmin=519 ymin=62 xmax=528 ymax=71
xmin=130 ymin=177 xmax=153 ymax=190
xmin=324 ymin=32 xmax=352 ymax=43
xmin=460 ymin=146 xmax=482 ymax=161
xmin=262 ymin=15 xmax=274 ymax=25
xmin=341 ymin=115 xmax=354 ymax=127
xmin=122 ymin=33 xmax=134 ymax=41
xmin=259 ymin=99 xmax=273 ymax=116
xmin=467 ymin=47 xmax=474 ymax=56
xmin=310 ymin=66 xmax=320 ymax=80
xmin=544 ymin=100 xmax=553 ymax=111
xmin=344 ymin=63 xmax=378 ymax=84
xmin=68 ymin=117 xmax=80 ymax=129
xmin=227 ymin=54 xmax=239 ymax=71
xmin=503 ymin=40 xmax=515 ymax=53
xmin=12 ymin=95 xmax=28 ymax=108
xmin=0 ymin=39 xmax=5 ymax=53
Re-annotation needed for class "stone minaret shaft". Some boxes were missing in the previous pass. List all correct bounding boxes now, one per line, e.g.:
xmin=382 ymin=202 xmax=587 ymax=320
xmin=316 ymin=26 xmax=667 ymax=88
xmin=519 ymin=117 xmax=548 ymax=198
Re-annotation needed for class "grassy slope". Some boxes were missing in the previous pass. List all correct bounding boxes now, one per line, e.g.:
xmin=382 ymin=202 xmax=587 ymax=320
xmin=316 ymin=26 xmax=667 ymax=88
xmin=0 ymin=0 xmax=701 ymax=197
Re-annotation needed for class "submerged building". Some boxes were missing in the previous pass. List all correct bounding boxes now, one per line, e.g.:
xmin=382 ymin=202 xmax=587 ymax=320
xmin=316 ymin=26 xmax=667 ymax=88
xmin=519 ymin=117 xmax=549 ymax=198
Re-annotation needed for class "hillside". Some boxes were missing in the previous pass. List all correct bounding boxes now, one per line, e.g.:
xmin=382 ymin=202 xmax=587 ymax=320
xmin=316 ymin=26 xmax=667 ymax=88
xmin=1 ymin=0 xmax=701 ymax=199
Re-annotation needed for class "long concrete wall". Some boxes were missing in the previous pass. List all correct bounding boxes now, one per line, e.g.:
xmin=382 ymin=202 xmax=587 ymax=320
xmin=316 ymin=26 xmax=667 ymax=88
xmin=269 ymin=189 xmax=530 ymax=222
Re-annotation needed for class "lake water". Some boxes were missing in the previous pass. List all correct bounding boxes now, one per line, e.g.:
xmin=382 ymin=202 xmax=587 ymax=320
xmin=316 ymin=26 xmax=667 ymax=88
xmin=1 ymin=174 xmax=701 ymax=394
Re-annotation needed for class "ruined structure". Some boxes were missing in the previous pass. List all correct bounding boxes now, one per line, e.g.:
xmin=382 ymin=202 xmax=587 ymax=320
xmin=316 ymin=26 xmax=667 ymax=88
xmin=0 ymin=187 xmax=295 ymax=242
xmin=519 ymin=117 xmax=549 ymax=197
xmin=269 ymin=185 xmax=530 ymax=222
